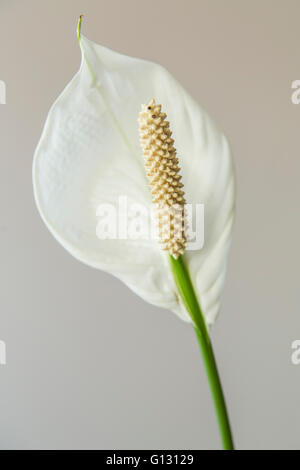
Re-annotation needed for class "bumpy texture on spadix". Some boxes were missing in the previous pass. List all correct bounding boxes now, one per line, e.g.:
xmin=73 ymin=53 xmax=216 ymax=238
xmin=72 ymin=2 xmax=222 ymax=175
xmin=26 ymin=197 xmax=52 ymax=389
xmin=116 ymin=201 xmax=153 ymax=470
xmin=33 ymin=32 xmax=235 ymax=326
xmin=139 ymin=99 xmax=186 ymax=259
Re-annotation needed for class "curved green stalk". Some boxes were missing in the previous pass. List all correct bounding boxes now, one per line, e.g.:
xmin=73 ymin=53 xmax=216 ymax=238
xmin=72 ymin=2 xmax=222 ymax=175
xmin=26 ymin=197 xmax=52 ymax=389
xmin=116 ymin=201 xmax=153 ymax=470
xmin=169 ymin=255 xmax=234 ymax=450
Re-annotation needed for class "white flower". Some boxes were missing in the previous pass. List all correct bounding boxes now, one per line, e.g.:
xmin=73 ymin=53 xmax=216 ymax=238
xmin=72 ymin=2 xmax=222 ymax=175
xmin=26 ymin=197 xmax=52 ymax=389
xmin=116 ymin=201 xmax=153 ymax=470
xmin=32 ymin=30 xmax=235 ymax=326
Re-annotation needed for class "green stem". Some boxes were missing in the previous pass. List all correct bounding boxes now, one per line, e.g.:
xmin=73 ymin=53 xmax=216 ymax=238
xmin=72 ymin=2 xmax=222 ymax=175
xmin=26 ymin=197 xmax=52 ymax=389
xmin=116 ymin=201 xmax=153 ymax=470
xmin=169 ymin=255 xmax=234 ymax=450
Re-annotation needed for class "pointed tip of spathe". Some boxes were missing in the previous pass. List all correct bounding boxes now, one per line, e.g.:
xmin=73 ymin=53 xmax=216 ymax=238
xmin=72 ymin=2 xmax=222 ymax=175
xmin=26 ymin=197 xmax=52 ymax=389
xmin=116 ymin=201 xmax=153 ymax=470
xmin=77 ymin=14 xmax=84 ymax=42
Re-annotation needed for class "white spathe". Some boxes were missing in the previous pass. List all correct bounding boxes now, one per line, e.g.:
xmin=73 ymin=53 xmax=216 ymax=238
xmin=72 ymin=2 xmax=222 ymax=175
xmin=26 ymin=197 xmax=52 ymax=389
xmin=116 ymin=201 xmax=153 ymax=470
xmin=33 ymin=34 xmax=235 ymax=326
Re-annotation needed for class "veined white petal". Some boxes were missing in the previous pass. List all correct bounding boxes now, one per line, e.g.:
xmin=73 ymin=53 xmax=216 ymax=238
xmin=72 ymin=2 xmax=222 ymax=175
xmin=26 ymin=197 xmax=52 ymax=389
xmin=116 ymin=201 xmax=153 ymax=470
xmin=33 ymin=34 xmax=235 ymax=326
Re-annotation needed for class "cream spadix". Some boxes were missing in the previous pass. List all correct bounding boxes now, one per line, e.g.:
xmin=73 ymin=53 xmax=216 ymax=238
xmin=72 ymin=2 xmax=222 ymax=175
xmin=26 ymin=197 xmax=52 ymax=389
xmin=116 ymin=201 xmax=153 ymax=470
xmin=32 ymin=30 xmax=235 ymax=326
xmin=138 ymin=99 xmax=186 ymax=260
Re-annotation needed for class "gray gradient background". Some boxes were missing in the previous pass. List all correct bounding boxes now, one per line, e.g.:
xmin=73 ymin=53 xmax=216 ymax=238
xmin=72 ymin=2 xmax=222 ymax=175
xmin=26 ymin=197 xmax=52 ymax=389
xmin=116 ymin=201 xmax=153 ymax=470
xmin=0 ymin=0 xmax=299 ymax=450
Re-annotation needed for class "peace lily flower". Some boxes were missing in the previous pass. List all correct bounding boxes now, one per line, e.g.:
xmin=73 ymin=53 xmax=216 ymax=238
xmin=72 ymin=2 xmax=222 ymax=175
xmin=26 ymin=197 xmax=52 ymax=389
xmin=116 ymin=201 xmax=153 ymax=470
xmin=33 ymin=17 xmax=236 ymax=449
